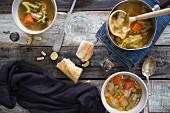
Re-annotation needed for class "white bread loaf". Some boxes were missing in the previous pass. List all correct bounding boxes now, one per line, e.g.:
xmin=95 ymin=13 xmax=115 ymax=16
xmin=76 ymin=40 xmax=94 ymax=62
xmin=57 ymin=58 xmax=83 ymax=83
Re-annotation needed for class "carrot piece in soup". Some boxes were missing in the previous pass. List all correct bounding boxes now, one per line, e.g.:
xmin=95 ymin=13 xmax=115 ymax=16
xmin=113 ymin=75 xmax=123 ymax=85
xmin=105 ymin=94 xmax=113 ymax=102
xmin=24 ymin=14 xmax=34 ymax=25
xmin=124 ymin=81 xmax=134 ymax=89
xmin=131 ymin=22 xmax=142 ymax=33
xmin=118 ymin=94 xmax=125 ymax=103
xmin=135 ymin=84 xmax=141 ymax=89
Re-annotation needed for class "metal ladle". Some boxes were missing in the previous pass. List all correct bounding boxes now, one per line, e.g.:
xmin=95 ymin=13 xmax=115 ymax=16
xmin=142 ymin=56 xmax=156 ymax=113
xmin=109 ymin=8 xmax=170 ymax=39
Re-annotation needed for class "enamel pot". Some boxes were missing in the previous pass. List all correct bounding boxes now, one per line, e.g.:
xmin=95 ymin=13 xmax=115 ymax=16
xmin=107 ymin=0 xmax=170 ymax=50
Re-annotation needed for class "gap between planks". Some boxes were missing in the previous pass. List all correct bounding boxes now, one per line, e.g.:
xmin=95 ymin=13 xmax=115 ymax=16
xmin=0 ymin=11 xmax=170 ymax=46
xmin=0 ymin=80 xmax=169 ymax=112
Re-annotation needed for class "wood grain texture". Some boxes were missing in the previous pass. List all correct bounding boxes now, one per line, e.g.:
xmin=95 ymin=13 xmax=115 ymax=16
xmin=0 ymin=80 xmax=169 ymax=112
xmin=0 ymin=12 xmax=170 ymax=47
xmin=0 ymin=46 xmax=169 ymax=79
xmin=0 ymin=0 xmax=122 ymax=13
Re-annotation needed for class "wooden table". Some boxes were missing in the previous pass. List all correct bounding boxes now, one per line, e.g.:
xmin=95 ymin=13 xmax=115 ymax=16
xmin=0 ymin=0 xmax=170 ymax=112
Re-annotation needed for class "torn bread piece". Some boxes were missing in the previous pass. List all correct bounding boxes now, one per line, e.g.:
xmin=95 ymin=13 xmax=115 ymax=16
xmin=76 ymin=40 xmax=94 ymax=62
xmin=82 ymin=61 xmax=90 ymax=68
xmin=57 ymin=58 xmax=83 ymax=83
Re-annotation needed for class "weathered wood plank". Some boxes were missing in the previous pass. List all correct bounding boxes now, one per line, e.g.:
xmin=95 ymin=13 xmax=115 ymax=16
xmin=0 ymin=80 xmax=169 ymax=112
xmin=0 ymin=46 xmax=169 ymax=79
xmin=0 ymin=0 xmax=122 ymax=13
xmin=0 ymin=12 xmax=170 ymax=46
xmin=0 ymin=103 xmax=29 ymax=113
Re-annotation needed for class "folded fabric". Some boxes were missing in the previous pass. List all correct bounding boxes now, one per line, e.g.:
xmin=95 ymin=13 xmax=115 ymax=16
xmin=0 ymin=61 xmax=105 ymax=113
xmin=96 ymin=0 xmax=170 ymax=69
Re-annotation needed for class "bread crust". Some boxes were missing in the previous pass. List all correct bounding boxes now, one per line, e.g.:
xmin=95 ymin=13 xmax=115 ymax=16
xmin=76 ymin=41 xmax=94 ymax=62
xmin=57 ymin=59 xmax=83 ymax=83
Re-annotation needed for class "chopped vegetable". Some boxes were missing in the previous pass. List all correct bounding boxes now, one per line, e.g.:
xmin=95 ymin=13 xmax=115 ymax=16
xmin=24 ymin=14 xmax=34 ymax=24
xmin=113 ymin=75 xmax=123 ymax=85
xmin=124 ymin=13 xmax=129 ymax=25
xmin=41 ymin=0 xmax=47 ymax=9
xmin=34 ymin=36 xmax=42 ymax=41
xmin=124 ymin=89 xmax=130 ymax=97
xmin=22 ymin=2 xmax=31 ymax=13
xmin=111 ymin=98 xmax=118 ymax=107
xmin=121 ymin=98 xmax=128 ymax=108
xmin=105 ymin=94 xmax=113 ymax=102
xmin=37 ymin=57 xmax=44 ymax=61
xmin=50 ymin=52 xmax=58 ymax=60
xmin=82 ymin=61 xmax=90 ymax=67
xmin=119 ymin=34 xmax=143 ymax=49
xmin=31 ymin=13 xmax=41 ymax=20
xmin=116 ymin=12 xmax=125 ymax=28
xmin=131 ymin=22 xmax=142 ymax=33
xmin=135 ymin=84 xmax=141 ymax=90
xmin=136 ymin=20 xmax=145 ymax=25
xmin=141 ymin=26 xmax=152 ymax=33
xmin=41 ymin=51 xmax=46 ymax=56
xmin=37 ymin=9 xmax=47 ymax=25
xmin=22 ymin=2 xmax=40 ymax=14
xmin=124 ymin=81 xmax=134 ymax=89
xmin=114 ymin=92 xmax=120 ymax=98
xmin=118 ymin=94 xmax=125 ymax=103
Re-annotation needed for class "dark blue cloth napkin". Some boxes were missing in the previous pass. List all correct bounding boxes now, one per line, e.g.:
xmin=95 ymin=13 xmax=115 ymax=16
xmin=96 ymin=0 xmax=170 ymax=69
xmin=0 ymin=61 xmax=105 ymax=113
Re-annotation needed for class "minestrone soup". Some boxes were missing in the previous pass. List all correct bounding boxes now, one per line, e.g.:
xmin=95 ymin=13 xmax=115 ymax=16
xmin=104 ymin=75 xmax=142 ymax=111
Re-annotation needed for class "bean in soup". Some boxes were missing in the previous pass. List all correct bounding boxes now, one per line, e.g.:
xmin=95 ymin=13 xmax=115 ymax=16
xmin=18 ymin=0 xmax=55 ymax=31
xmin=104 ymin=75 xmax=142 ymax=111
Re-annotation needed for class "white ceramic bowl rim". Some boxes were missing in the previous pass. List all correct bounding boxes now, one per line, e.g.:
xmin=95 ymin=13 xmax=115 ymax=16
xmin=12 ymin=0 xmax=57 ymax=34
xmin=101 ymin=71 xmax=148 ymax=113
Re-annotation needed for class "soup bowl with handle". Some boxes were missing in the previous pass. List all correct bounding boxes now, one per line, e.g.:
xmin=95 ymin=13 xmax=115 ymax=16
xmin=12 ymin=0 xmax=57 ymax=34
xmin=107 ymin=0 xmax=170 ymax=50
xmin=101 ymin=72 xmax=148 ymax=113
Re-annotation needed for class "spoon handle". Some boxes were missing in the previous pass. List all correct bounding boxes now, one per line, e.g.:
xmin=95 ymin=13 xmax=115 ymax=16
xmin=130 ymin=8 xmax=170 ymax=21
xmin=143 ymin=77 xmax=150 ymax=113
xmin=52 ymin=0 xmax=77 ymax=52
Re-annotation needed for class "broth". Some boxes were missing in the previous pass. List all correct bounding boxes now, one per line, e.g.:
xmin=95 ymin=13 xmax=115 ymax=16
xmin=110 ymin=2 xmax=155 ymax=49
xmin=18 ymin=0 xmax=55 ymax=31
xmin=104 ymin=75 xmax=142 ymax=111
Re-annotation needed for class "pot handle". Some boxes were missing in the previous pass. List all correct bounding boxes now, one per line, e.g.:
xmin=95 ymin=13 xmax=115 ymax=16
xmin=159 ymin=0 xmax=170 ymax=9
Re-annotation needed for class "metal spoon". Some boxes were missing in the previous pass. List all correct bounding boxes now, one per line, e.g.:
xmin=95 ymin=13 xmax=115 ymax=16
xmin=142 ymin=56 xmax=156 ymax=113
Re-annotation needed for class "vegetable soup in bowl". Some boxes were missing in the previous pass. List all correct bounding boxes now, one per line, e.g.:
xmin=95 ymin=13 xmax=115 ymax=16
xmin=101 ymin=72 xmax=148 ymax=113
xmin=12 ymin=0 xmax=57 ymax=34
